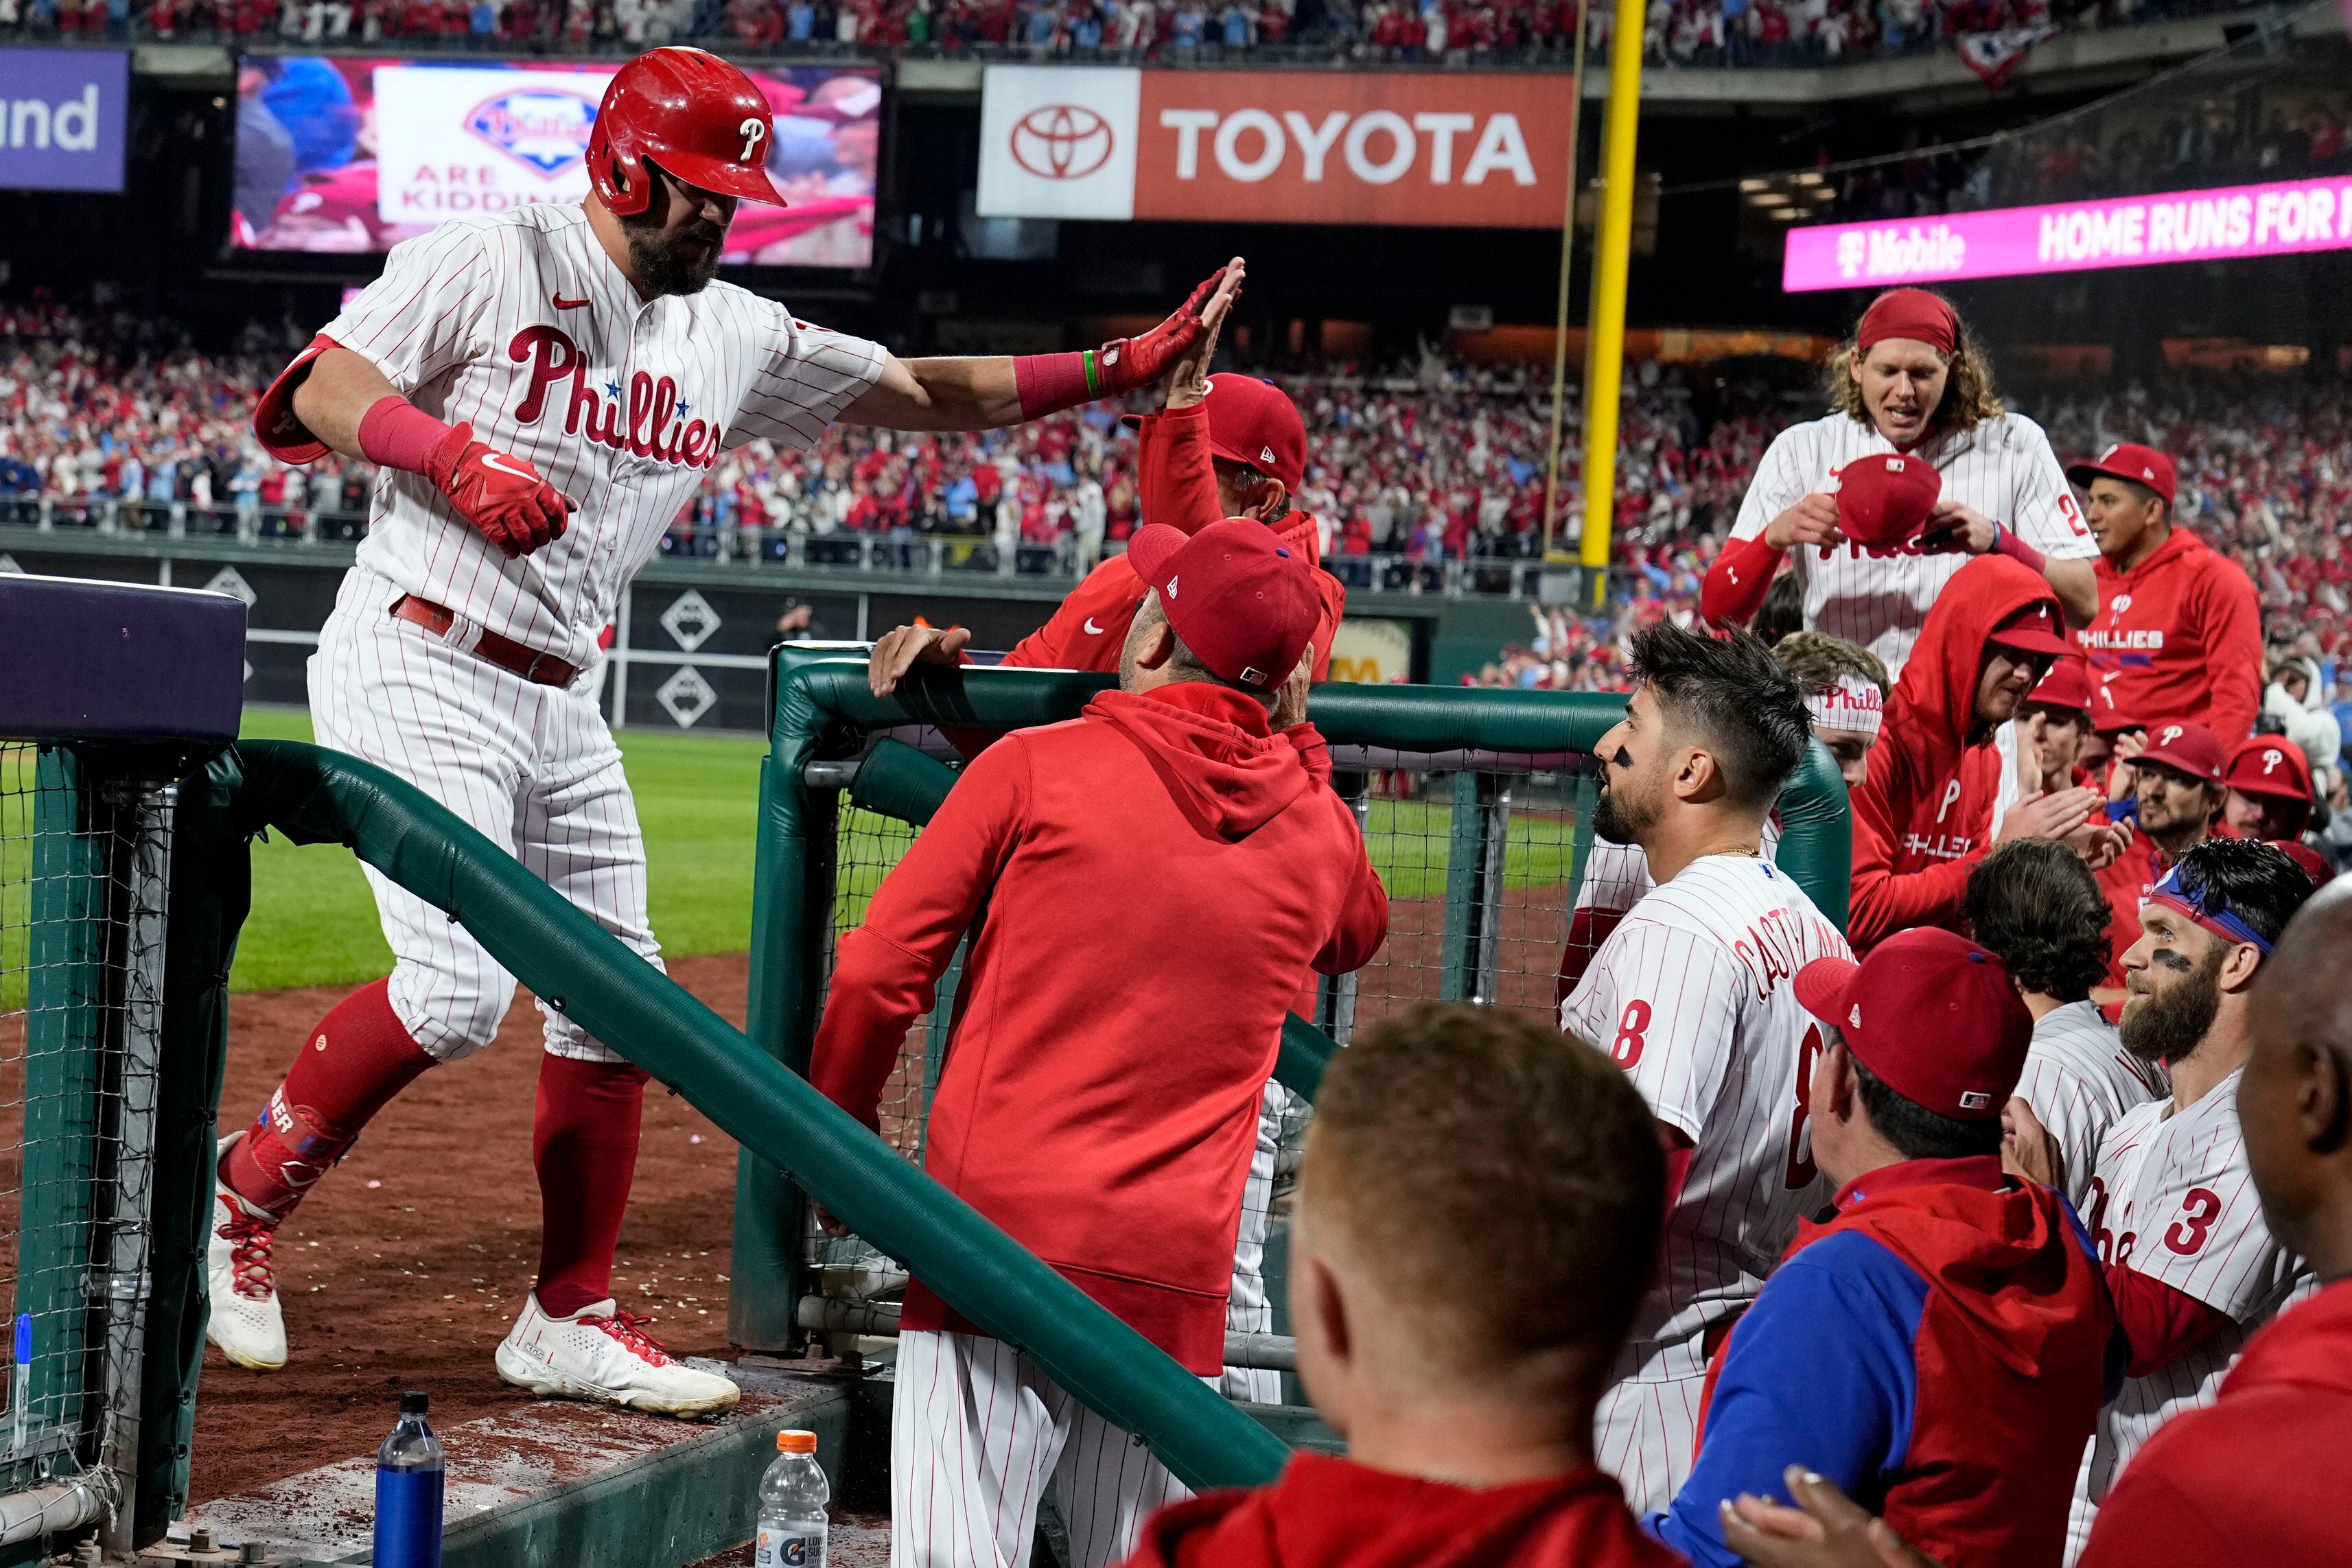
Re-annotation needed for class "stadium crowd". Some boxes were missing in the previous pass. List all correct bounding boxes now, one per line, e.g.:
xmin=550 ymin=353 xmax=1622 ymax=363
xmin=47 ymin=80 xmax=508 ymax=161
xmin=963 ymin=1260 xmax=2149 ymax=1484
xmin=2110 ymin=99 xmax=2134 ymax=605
xmin=0 ymin=0 xmax=2281 ymax=65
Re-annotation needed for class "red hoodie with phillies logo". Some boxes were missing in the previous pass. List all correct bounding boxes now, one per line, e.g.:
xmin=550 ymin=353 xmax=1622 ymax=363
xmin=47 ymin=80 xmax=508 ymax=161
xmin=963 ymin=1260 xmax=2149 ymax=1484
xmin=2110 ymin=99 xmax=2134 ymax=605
xmin=1849 ymin=556 xmax=2064 ymax=951
xmin=1000 ymin=399 xmax=1347 ymax=678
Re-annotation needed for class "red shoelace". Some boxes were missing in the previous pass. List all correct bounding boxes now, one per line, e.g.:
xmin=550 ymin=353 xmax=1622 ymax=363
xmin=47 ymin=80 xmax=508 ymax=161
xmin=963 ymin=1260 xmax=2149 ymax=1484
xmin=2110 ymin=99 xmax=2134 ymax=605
xmin=580 ymin=1309 xmax=673 ymax=1366
xmin=218 ymin=1208 xmax=277 ymax=1301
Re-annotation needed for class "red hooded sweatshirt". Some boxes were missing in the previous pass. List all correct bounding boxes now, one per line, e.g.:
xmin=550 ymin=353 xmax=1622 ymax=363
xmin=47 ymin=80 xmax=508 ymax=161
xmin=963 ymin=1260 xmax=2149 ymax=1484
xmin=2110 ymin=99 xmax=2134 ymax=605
xmin=2078 ymin=1276 xmax=2352 ymax=1567
xmin=2077 ymin=528 xmax=2263 ymax=746
xmin=811 ymin=683 xmax=1389 ymax=1371
xmin=1118 ymin=1453 xmax=1681 ymax=1568
xmin=1848 ymin=557 xmax=2062 ymax=951
xmin=1001 ymin=399 xmax=1347 ymax=679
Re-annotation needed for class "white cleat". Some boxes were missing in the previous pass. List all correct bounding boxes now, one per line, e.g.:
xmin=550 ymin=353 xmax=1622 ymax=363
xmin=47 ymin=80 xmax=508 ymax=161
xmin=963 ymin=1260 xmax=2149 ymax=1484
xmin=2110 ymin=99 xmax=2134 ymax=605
xmin=206 ymin=1134 xmax=289 ymax=1371
xmin=495 ymin=1294 xmax=740 ymax=1418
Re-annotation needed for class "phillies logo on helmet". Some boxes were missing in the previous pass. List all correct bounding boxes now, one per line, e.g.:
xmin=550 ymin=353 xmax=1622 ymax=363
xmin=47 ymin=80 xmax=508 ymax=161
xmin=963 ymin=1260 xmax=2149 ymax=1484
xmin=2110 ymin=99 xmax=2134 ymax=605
xmin=1011 ymin=104 xmax=1116 ymax=180
xmin=466 ymin=89 xmax=598 ymax=177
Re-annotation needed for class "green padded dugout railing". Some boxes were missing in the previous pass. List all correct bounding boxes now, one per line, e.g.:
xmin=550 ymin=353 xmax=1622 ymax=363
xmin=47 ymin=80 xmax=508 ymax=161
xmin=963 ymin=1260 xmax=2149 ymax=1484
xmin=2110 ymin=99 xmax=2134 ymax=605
xmin=734 ymin=650 xmax=1854 ymax=1355
xmin=209 ymin=740 xmax=1290 ymax=1494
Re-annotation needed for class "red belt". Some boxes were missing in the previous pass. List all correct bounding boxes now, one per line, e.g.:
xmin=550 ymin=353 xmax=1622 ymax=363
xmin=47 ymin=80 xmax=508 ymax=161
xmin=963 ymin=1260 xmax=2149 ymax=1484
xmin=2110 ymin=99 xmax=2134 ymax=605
xmin=391 ymin=595 xmax=581 ymax=688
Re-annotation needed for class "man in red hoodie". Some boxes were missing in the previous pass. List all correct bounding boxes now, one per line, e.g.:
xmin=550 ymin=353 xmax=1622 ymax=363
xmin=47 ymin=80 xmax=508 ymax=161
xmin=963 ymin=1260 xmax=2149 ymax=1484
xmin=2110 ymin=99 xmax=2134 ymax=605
xmin=812 ymin=518 xmax=1388 ymax=1568
xmin=1654 ymin=928 xmax=2116 ymax=1568
xmin=1848 ymin=556 xmax=2114 ymax=951
xmin=2069 ymin=442 xmax=2263 ymax=747
xmin=1118 ymin=1001 xmax=1682 ymax=1568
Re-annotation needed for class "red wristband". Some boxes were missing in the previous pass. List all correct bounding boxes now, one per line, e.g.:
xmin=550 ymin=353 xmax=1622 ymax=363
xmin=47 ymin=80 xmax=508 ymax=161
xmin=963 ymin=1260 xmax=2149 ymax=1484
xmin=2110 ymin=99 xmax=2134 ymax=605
xmin=357 ymin=395 xmax=458 ymax=476
xmin=1012 ymin=352 xmax=1102 ymax=420
xmin=1992 ymin=526 xmax=2047 ymax=573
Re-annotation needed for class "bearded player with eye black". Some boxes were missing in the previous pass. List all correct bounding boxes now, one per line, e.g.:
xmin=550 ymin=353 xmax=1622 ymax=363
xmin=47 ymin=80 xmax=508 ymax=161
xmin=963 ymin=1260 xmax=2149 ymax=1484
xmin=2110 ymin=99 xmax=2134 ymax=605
xmin=2003 ymin=840 xmax=2317 ymax=1564
xmin=1700 ymin=288 xmax=2098 ymax=677
xmin=220 ymin=47 xmax=1237 ymax=1412
xmin=1558 ymin=624 xmax=1851 ymax=1514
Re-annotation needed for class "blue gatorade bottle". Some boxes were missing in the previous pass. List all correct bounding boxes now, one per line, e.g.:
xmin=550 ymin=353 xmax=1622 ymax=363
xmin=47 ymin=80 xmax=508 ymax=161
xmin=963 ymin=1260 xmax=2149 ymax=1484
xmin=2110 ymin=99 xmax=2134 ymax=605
xmin=374 ymin=1390 xmax=445 ymax=1568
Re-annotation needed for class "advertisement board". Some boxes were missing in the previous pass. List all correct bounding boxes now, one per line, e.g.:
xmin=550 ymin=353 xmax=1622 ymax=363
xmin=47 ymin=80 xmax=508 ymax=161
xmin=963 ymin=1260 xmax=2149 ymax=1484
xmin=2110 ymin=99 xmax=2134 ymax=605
xmin=1329 ymin=618 xmax=1414 ymax=684
xmin=0 ymin=49 xmax=128 ymax=194
xmin=1782 ymin=174 xmax=2352 ymax=292
xmin=977 ymin=66 xmax=1572 ymax=229
xmin=233 ymin=56 xmax=878 ymax=265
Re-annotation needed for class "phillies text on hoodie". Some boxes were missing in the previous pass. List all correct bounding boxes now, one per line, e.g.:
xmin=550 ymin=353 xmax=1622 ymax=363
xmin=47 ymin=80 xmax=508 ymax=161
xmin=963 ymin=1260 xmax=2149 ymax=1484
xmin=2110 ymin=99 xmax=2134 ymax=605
xmin=811 ymin=683 xmax=1388 ymax=1372
xmin=2077 ymin=528 xmax=2263 ymax=745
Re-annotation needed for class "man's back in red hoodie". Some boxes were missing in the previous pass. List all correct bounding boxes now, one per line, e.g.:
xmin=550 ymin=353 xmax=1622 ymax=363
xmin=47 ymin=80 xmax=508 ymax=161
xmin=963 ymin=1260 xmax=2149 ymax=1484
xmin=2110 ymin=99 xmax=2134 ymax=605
xmin=1849 ymin=557 xmax=2065 ymax=950
xmin=811 ymin=682 xmax=1388 ymax=1371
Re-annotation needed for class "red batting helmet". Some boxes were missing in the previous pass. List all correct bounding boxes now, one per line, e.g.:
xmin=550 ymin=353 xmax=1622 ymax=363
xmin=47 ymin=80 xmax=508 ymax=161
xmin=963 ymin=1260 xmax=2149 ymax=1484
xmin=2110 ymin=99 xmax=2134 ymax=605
xmin=587 ymin=48 xmax=789 ymax=216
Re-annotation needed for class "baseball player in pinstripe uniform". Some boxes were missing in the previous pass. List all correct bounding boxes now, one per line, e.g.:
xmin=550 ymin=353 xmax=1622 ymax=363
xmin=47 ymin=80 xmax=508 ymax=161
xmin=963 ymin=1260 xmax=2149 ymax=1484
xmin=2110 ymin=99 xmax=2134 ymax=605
xmin=216 ymin=47 xmax=1234 ymax=1412
xmin=2002 ymin=841 xmax=2316 ymax=1563
xmin=1965 ymin=840 xmax=2163 ymax=1213
xmin=1558 ymin=624 xmax=1852 ymax=1514
xmin=1700 ymin=289 xmax=2099 ymax=677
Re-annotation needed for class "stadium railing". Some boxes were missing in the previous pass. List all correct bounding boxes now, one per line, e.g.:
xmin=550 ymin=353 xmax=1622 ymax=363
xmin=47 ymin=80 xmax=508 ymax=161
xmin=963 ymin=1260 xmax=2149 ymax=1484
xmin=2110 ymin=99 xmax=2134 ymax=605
xmin=731 ymin=646 xmax=1852 ymax=1374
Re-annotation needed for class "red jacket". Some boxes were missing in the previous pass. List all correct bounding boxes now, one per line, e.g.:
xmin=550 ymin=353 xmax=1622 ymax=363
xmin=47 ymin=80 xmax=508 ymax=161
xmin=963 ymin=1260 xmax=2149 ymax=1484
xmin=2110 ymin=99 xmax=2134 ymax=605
xmin=2079 ymin=1277 xmax=2352 ymax=1567
xmin=1003 ymin=399 xmax=1345 ymax=679
xmin=1119 ymin=1452 xmax=1681 ymax=1568
xmin=2077 ymin=530 xmax=2263 ymax=745
xmin=1849 ymin=557 xmax=2060 ymax=950
xmin=810 ymin=684 xmax=1388 ymax=1372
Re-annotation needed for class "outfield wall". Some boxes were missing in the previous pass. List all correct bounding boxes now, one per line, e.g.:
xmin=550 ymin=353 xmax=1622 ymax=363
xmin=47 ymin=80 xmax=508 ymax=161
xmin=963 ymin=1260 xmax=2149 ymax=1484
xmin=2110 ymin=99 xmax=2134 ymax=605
xmin=0 ymin=535 xmax=1535 ymax=727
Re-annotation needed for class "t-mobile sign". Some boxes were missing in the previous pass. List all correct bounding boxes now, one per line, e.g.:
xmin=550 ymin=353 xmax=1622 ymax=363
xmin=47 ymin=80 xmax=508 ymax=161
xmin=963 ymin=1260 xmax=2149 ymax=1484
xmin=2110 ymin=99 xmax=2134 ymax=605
xmin=0 ymin=49 xmax=128 ymax=194
xmin=1783 ymin=174 xmax=2352 ymax=291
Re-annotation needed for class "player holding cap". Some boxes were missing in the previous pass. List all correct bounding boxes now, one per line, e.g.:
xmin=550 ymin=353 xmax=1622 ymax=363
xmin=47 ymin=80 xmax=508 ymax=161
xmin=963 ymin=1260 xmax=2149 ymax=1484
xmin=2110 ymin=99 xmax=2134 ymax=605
xmin=220 ymin=46 xmax=1239 ymax=1408
xmin=811 ymin=519 xmax=1387 ymax=1568
xmin=1967 ymin=841 xmax=2163 ymax=1210
xmin=1655 ymin=928 xmax=2112 ymax=1568
xmin=1701 ymin=288 xmax=2099 ymax=675
xmin=1557 ymin=623 xmax=1851 ymax=1514
xmin=1849 ymin=557 xmax=2115 ymax=952
xmin=2003 ymin=841 xmax=2317 ymax=1562
xmin=2069 ymin=443 xmax=2264 ymax=747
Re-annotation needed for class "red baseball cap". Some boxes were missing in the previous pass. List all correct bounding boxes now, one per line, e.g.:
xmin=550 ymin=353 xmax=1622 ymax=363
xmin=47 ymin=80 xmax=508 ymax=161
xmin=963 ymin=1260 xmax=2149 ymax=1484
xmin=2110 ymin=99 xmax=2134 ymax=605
xmin=1794 ymin=928 xmax=2034 ymax=1122
xmin=1986 ymin=600 xmax=2075 ymax=660
xmin=2066 ymin=443 xmax=2177 ymax=508
xmin=1835 ymin=452 xmax=1942 ymax=548
xmin=2023 ymin=654 xmax=2094 ymax=716
xmin=2135 ymin=720 xmax=2227 ymax=785
xmin=1124 ymin=519 xmax=1320 ymax=690
xmin=2224 ymin=736 xmax=2314 ymax=804
xmin=1124 ymin=374 xmax=1306 ymax=495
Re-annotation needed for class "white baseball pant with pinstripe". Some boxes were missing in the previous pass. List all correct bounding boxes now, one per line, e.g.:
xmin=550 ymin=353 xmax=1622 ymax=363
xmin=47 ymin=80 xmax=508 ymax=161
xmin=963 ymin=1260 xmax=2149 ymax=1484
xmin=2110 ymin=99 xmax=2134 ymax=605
xmin=1219 ymin=1079 xmax=1287 ymax=1405
xmin=309 ymin=567 xmax=662 ymax=1064
xmin=892 ymin=1330 xmax=1200 ymax=1568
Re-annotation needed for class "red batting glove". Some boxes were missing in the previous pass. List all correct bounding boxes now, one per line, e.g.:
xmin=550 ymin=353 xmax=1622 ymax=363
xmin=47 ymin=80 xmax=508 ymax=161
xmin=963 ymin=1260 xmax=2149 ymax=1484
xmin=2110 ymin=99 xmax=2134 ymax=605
xmin=423 ymin=423 xmax=573 ymax=558
xmin=1011 ymin=266 xmax=1226 ymax=419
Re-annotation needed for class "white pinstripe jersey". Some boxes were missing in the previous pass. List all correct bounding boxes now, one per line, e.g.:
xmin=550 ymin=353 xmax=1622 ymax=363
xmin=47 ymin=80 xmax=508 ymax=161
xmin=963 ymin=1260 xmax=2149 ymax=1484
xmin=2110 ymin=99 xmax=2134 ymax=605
xmin=2014 ymin=1000 xmax=2163 ymax=1215
xmin=325 ymin=204 xmax=885 ymax=666
xmin=1570 ymin=822 xmax=1784 ymax=920
xmin=1561 ymin=854 xmax=1851 ymax=1369
xmin=2080 ymin=1066 xmax=2314 ymax=1503
xmin=1730 ymin=410 xmax=2098 ymax=677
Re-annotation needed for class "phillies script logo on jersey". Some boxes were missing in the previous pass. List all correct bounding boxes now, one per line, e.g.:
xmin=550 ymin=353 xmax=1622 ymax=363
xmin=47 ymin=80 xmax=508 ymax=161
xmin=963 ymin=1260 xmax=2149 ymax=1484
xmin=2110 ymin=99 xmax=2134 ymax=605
xmin=508 ymin=326 xmax=721 ymax=470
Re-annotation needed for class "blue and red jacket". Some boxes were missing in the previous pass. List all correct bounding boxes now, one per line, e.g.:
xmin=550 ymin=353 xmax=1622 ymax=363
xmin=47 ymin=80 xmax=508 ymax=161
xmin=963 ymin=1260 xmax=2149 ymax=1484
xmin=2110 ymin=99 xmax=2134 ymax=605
xmin=1651 ymin=1156 xmax=2119 ymax=1568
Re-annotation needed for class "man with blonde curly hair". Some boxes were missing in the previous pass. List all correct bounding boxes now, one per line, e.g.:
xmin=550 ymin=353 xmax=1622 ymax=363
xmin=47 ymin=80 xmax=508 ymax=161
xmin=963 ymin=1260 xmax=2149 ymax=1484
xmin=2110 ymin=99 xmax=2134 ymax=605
xmin=1701 ymin=289 xmax=2098 ymax=676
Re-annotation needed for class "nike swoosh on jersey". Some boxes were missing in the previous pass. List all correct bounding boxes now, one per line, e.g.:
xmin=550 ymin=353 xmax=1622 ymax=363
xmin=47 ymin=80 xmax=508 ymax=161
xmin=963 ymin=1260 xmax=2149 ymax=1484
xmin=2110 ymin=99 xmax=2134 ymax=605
xmin=1083 ymin=618 xmax=1105 ymax=634
xmin=552 ymin=294 xmax=591 ymax=310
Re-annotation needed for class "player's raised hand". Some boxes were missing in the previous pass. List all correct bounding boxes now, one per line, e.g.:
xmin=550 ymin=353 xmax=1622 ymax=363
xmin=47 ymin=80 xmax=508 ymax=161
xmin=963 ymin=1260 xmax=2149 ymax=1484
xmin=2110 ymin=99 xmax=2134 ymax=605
xmin=1721 ymin=1468 xmax=1946 ymax=1568
xmin=424 ymin=422 xmax=573 ymax=558
xmin=1995 ymin=784 xmax=2101 ymax=847
xmin=869 ymin=623 xmax=973 ymax=697
xmin=2001 ymin=1095 xmax=2063 ymax=1191
xmin=1163 ymin=258 xmax=1245 ymax=411
xmin=1091 ymin=259 xmax=1240 ymax=397
xmin=1764 ymin=491 xmax=1843 ymax=552
xmin=1272 ymin=642 xmax=1314 ymax=732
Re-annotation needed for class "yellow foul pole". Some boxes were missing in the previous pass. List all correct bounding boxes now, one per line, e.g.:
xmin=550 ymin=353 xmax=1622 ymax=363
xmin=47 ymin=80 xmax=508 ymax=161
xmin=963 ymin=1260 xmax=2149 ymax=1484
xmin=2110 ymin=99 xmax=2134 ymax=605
xmin=1577 ymin=0 xmax=1648 ymax=609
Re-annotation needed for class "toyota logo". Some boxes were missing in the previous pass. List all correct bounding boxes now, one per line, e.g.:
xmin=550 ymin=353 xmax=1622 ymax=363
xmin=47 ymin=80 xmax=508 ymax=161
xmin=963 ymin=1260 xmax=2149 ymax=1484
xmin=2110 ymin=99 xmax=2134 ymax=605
xmin=1011 ymin=104 xmax=1115 ymax=180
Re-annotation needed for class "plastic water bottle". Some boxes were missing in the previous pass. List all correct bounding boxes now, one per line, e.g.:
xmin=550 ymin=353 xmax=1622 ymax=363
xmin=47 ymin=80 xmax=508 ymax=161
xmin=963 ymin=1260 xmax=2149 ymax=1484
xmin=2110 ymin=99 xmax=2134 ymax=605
xmin=755 ymin=1429 xmax=828 ymax=1568
xmin=373 ymin=1390 xmax=445 ymax=1568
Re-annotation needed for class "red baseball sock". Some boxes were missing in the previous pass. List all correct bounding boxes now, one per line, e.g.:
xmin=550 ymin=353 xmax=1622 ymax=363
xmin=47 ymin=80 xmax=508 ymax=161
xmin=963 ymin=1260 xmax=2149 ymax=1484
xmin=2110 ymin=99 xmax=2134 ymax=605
xmin=220 ymin=977 xmax=437 ymax=1221
xmin=533 ymin=1054 xmax=651 ymax=1319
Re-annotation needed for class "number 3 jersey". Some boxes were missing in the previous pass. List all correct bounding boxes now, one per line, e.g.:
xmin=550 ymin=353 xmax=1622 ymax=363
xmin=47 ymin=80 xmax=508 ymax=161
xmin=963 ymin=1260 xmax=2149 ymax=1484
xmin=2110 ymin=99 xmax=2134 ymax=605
xmin=2080 ymin=1066 xmax=2313 ymax=1505
xmin=1561 ymin=853 xmax=1852 ymax=1375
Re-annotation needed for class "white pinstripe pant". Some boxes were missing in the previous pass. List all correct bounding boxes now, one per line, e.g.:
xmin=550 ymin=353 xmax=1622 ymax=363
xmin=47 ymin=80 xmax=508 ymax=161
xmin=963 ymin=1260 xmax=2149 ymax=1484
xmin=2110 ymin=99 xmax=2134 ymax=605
xmin=1595 ymin=1357 xmax=1710 ymax=1517
xmin=892 ymin=1331 xmax=1198 ymax=1568
xmin=1219 ymin=1080 xmax=1286 ymax=1405
xmin=308 ymin=570 xmax=663 ymax=1064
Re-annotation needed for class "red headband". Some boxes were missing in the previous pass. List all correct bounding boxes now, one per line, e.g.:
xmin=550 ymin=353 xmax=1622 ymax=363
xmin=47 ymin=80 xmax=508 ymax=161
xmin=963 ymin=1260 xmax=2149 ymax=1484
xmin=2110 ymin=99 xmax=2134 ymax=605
xmin=1856 ymin=289 xmax=1959 ymax=356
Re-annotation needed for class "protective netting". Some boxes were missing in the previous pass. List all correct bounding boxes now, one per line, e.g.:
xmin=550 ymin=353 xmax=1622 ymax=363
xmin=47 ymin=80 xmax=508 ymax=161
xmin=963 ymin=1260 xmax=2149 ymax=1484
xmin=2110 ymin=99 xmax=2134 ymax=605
xmin=0 ymin=745 xmax=170 ymax=1525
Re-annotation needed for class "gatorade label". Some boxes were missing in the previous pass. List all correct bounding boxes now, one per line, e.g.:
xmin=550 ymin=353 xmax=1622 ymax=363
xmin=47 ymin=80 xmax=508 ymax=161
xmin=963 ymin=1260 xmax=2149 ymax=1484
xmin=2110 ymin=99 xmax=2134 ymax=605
xmin=756 ymin=1524 xmax=825 ymax=1567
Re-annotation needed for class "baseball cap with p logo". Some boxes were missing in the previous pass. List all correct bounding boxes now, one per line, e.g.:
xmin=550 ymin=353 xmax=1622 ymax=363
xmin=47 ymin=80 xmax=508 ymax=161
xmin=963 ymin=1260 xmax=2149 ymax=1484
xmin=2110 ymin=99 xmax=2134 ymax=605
xmin=1123 ymin=519 xmax=1320 ymax=691
xmin=2065 ymin=443 xmax=2178 ymax=508
xmin=1793 ymin=928 xmax=2034 ymax=1122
